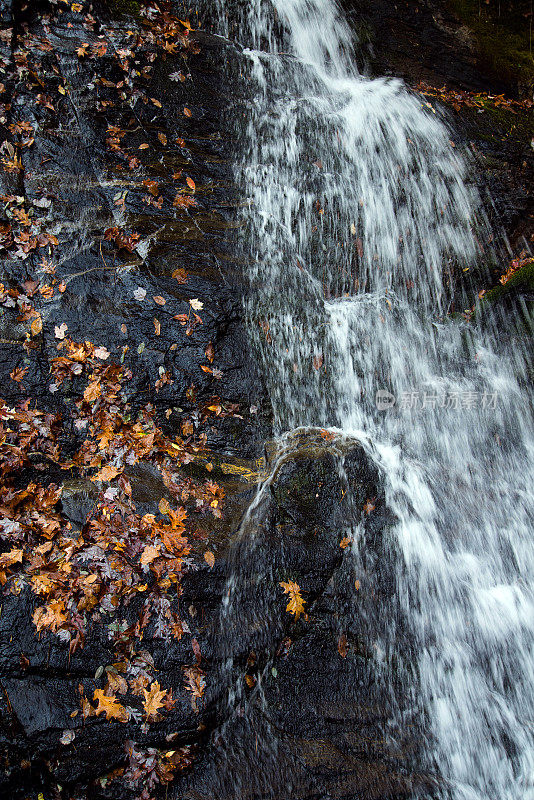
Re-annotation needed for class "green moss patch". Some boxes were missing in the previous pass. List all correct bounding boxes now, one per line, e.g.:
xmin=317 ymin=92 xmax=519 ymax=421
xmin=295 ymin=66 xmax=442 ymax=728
xmin=449 ymin=0 xmax=534 ymax=96
xmin=483 ymin=259 xmax=534 ymax=303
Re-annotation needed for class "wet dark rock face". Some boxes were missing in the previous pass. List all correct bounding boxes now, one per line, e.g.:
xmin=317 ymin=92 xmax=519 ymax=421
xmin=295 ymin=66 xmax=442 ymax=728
xmin=0 ymin=1 xmax=268 ymax=796
xmin=177 ymin=432 xmax=431 ymax=800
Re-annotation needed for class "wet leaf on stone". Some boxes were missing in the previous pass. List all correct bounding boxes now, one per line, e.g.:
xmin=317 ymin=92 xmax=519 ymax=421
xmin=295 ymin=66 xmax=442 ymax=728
xmin=279 ymin=581 xmax=306 ymax=620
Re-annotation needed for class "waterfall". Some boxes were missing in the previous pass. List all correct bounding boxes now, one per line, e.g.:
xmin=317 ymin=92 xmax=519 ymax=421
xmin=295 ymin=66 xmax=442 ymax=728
xmin=213 ymin=0 xmax=534 ymax=797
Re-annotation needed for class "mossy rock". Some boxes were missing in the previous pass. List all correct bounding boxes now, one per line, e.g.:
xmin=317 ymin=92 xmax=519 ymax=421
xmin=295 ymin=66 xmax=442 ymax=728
xmin=105 ymin=0 xmax=142 ymax=17
xmin=483 ymin=260 xmax=534 ymax=303
xmin=478 ymin=260 xmax=534 ymax=339
xmin=449 ymin=0 xmax=534 ymax=97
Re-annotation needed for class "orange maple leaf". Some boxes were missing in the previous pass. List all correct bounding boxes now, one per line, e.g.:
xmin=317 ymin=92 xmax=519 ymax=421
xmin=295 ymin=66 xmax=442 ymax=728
xmin=83 ymin=379 xmax=101 ymax=403
xmin=279 ymin=581 xmax=306 ymax=620
xmin=183 ymin=666 xmax=206 ymax=712
xmin=363 ymin=497 xmax=376 ymax=515
xmin=91 ymin=464 xmax=121 ymax=483
xmin=93 ymin=689 xmax=129 ymax=722
xmin=161 ymin=526 xmax=189 ymax=554
xmin=142 ymin=680 xmax=167 ymax=719
xmin=33 ymin=599 xmax=68 ymax=633
xmin=140 ymin=545 xmax=160 ymax=566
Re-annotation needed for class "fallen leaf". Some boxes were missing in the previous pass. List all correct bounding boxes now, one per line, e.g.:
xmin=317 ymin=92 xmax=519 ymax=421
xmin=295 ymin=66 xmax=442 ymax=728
xmin=93 ymin=689 xmax=129 ymax=722
xmin=204 ymin=551 xmax=215 ymax=569
xmin=0 ymin=548 xmax=23 ymax=568
xmin=10 ymin=366 xmax=28 ymax=383
xmin=158 ymin=132 xmax=167 ymax=146
xmin=30 ymin=315 xmax=43 ymax=336
xmin=154 ymin=318 xmax=161 ymax=336
xmin=337 ymin=634 xmax=347 ymax=658
xmin=189 ymin=298 xmax=203 ymax=311
xmin=153 ymin=295 xmax=166 ymax=306
xmin=363 ymin=498 xmax=376 ymax=515
xmin=173 ymin=195 xmax=197 ymax=209
xmin=192 ymin=638 xmax=202 ymax=664
xmin=183 ymin=107 xmax=192 ymax=117
xmin=133 ymin=287 xmax=146 ymax=301
xmin=94 ymin=346 xmax=110 ymax=360
xmin=91 ymin=464 xmax=120 ymax=482
xmin=186 ymin=177 xmax=195 ymax=191
xmin=279 ymin=581 xmax=306 ymax=619
xmin=55 ymin=322 xmax=68 ymax=339
xmin=183 ymin=666 xmax=205 ymax=710
xmin=83 ymin=380 xmax=101 ymax=403
xmin=33 ymin=600 xmax=67 ymax=633
xmin=159 ymin=497 xmax=171 ymax=515
xmin=142 ymin=681 xmax=167 ymax=719
xmin=140 ymin=545 xmax=160 ymax=566
xmin=172 ymin=268 xmax=188 ymax=283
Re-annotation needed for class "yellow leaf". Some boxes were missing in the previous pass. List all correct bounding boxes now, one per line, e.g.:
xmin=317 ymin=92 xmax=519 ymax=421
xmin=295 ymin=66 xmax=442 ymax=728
xmin=140 ymin=545 xmax=160 ymax=565
xmin=204 ymin=551 xmax=215 ymax=569
xmin=83 ymin=380 xmax=101 ymax=403
xmin=159 ymin=497 xmax=171 ymax=515
xmin=93 ymin=689 xmax=129 ymax=722
xmin=33 ymin=599 xmax=68 ymax=633
xmin=91 ymin=464 xmax=120 ymax=483
xmin=279 ymin=581 xmax=306 ymax=619
xmin=142 ymin=680 xmax=167 ymax=719
xmin=0 ymin=548 xmax=23 ymax=568
xmin=30 ymin=315 xmax=43 ymax=336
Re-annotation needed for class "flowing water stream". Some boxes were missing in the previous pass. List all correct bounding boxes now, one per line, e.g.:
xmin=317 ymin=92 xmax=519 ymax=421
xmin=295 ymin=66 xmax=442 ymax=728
xmin=211 ymin=0 xmax=534 ymax=797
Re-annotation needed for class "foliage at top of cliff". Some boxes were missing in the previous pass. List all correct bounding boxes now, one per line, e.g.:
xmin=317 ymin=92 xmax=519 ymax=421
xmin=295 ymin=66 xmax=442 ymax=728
xmin=449 ymin=0 xmax=534 ymax=97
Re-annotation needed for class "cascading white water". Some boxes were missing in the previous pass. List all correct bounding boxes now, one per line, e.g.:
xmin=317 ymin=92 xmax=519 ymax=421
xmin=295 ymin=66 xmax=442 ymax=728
xmin=214 ymin=0 xmax=533 ymax=797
